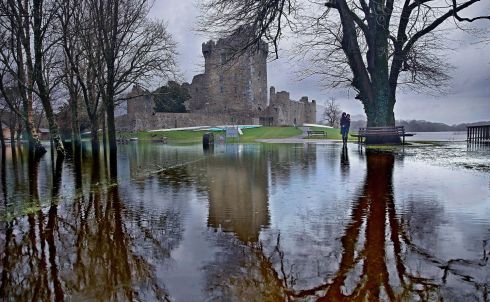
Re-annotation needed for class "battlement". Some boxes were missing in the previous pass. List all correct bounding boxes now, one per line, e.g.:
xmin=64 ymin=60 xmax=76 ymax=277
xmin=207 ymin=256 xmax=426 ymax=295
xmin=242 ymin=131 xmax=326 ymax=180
xmin=201 ymin=28 xmax=268 ymax=59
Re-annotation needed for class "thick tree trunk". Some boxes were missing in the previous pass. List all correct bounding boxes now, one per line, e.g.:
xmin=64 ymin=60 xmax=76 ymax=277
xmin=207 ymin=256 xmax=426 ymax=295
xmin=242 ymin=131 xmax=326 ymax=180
xmin=24 ymin=111 xmax=45 ymax=157
xmin=362 ymin=21 xmax=399 ymax=144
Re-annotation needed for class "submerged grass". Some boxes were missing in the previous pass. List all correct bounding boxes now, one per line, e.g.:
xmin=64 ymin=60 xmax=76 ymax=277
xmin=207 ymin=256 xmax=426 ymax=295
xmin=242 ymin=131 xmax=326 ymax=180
xmin=1 ymin=180 xmax=119 ymax=222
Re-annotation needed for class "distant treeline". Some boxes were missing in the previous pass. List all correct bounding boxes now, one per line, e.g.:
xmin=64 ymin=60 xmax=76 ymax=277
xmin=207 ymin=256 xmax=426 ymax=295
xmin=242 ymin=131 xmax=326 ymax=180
xmin=349 ymin=119 xmax=490 ymax=132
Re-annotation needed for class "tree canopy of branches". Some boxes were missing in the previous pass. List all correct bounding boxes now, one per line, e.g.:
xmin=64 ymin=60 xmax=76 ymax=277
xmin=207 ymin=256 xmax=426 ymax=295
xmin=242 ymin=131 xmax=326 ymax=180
xmin=1 ymin=0 xmax=177 ymax=163
xmin=0 ymin=0 xmax=64 ymax=157
xmin=153 ymin=81 xmax=189 ymax=113
xmin=200 ymin=0 xmax=489 ymax=141
xmin=86 ymin=0 xmax=177 ymax=175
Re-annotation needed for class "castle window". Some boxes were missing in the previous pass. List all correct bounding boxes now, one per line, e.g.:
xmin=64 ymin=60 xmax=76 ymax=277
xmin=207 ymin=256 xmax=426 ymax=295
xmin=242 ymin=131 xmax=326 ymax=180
xmin=220 ymin=86 xmax=224 ymax=93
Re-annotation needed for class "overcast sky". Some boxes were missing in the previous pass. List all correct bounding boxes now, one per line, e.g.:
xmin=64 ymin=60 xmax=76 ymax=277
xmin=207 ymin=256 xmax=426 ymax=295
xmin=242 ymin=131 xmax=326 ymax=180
xmin=150 ymin=0 xmax=490 ymax=124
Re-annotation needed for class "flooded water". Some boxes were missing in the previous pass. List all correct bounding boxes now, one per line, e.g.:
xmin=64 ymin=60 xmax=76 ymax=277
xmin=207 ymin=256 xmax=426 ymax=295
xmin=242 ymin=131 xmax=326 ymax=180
xmin=0 ymin=142 xmax=489 ymax=301
xmin=406 ymin=131 xmax=467 ymax=142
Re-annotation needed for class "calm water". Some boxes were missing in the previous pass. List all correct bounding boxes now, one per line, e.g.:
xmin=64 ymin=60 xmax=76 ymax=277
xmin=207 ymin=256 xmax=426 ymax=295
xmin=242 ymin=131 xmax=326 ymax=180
xmin=0 ymin=142 xmax=489 ymax=301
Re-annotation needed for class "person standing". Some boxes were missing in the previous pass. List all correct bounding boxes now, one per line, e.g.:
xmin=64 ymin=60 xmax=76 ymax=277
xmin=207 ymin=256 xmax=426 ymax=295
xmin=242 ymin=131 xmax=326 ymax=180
xmin=343 ymin=114 xmax=351 ymax=145
xmin=340 ymin=112 xmax=348 ymax=145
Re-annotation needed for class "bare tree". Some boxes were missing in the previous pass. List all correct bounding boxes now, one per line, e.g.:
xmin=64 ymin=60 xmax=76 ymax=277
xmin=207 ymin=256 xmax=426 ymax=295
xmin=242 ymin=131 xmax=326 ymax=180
xmin=0 ymin=2 xmax=46 ymax=157
xmin=56 ymin=0 xmax=91 ymax=150
xmin=323 ymin=97 xmax=341 ymax=127
xmin=32 ymin=0 xmax=65 ymax=156
xmin=199 ymin=0 xmax=489 ymax=142
xmin=57 ymin=0 xmax=105 ymax=155
xmin=88 ymin=0 xmax=177 ymax=174
xmin=0 ymin=0 xmax=65 ymax=157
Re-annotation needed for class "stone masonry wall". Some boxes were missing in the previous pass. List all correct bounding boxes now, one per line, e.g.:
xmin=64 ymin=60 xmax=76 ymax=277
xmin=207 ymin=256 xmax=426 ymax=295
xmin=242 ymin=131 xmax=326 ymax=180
xmin=262 ymin=86 xmax=316 ymax=126
xmin=188 ymin=29 xmax=268 ymax=115
xmin=116 ymin=112 xmax=257 ymax=131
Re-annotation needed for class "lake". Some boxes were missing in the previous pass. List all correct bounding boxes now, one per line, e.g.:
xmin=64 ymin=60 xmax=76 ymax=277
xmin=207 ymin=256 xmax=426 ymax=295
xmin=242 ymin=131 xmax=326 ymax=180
xmin=0 ymin=142 xmax=489 ymax=301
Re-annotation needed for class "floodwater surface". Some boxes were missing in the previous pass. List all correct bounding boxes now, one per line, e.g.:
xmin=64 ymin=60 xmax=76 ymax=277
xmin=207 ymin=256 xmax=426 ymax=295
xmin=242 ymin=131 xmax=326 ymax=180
xmin=0 ymin=142 xmax=489 ymax=301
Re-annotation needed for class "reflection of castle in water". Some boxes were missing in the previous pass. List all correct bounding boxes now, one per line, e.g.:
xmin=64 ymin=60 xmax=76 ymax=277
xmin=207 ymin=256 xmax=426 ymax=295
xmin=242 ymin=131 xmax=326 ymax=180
xmin=205 ymin=149 xmax=269 ymax=243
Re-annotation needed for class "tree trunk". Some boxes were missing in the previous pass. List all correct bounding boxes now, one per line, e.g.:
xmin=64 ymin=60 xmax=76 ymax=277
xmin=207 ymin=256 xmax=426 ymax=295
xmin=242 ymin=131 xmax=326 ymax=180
xmin=16 ymin=122 xmax=22 ymax=141
xmin=362 ymin=18 xmax=399 ymax=144
xmin=24 ymin=111 xmax=45 ymax=157
xmin=0 ymin=121 xmax=6 ymax=151
xmin=19 ymin=69 xmax=45 ymax=157
xmin=90 ymin=119 xmax=100 ymax=156
xmin=102 ymin=109 xmax=108 ymax=152
xmin=106 ymin=98 xmax=118 ymax=179
xmin=70 ymin=95 xmax=81 ymax=148
xmin=9 ymin=122 xmax=16 ymax=156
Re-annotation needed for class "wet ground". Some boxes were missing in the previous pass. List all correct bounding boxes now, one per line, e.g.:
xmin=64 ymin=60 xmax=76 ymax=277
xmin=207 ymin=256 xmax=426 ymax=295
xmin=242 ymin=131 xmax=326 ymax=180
xmin=0 ymin=141 xmax=489 ymax=301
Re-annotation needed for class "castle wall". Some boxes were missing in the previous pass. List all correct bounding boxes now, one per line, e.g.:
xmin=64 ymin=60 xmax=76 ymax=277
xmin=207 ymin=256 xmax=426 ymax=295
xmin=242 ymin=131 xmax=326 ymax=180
xmin=127 ymin=85 xmax=154 ymax=118
xmin=116 ymin=112 xmax=258 ymax=131
xmin=261 ymin=87 xmax=316 ymax=126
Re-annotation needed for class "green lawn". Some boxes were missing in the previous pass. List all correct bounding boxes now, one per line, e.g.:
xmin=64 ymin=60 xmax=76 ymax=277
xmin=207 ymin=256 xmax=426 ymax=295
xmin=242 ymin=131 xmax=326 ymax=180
xmin=240 ymin=127 xmax=302 ymax=142
xmin=119 ymin=126 xmax=302 ymax=144
xmin=309 ymin=127 xmax=356 ymax=141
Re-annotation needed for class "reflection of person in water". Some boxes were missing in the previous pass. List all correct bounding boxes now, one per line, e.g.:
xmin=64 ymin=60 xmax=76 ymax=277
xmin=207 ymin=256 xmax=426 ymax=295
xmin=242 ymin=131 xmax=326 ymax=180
xmin=340 ymin=144 xmax=349 ymax=176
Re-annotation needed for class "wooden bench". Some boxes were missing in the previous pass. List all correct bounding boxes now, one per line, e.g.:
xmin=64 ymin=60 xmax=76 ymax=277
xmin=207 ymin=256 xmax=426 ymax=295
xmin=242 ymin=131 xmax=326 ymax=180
xmin=307 ymin=130 xmax=327 ymax=138
xmin=351 ymin=126 xmax=414 ymax=144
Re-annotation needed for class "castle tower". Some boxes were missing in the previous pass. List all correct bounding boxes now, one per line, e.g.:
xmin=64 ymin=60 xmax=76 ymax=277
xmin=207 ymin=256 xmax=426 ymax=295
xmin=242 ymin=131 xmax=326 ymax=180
xmin=188 ymin=30 xmax=268 ymax=116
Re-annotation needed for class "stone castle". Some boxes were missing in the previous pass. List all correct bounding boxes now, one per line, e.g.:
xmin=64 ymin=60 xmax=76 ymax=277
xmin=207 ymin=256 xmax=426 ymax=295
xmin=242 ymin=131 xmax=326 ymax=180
xmin=118 ymin=31 xmax=316 ymax=130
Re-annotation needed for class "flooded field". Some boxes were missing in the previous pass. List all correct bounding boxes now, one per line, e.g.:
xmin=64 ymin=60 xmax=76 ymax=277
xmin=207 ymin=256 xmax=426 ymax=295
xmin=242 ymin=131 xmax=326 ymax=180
xmin=0 ymin=142 xmax=489 ymax=301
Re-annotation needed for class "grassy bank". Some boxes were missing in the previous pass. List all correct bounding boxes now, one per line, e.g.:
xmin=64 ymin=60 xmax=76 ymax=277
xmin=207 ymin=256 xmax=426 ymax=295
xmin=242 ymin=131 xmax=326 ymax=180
xmin=239 ymin=127 xmax=302 ymax=142
xmin=120 ymin=126 xmax=303 ymax=144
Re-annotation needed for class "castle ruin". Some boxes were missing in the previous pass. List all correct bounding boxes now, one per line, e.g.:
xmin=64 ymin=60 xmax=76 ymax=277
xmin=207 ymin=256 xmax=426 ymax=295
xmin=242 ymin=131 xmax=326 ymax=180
xmin=118 ymin=31 xmax=316 ymax=131
xmin=187 ymin=31 xmax=268 ymax=118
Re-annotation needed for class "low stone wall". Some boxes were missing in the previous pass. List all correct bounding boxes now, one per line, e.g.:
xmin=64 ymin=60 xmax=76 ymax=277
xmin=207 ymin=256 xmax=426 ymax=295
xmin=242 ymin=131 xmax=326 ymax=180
xmin=116 ymin=112 xmax=258 ymax=131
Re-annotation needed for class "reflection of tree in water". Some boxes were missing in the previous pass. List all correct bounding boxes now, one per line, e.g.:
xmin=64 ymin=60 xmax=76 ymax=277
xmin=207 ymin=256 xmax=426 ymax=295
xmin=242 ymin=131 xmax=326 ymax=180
xmin=204 ymin=151 xmax=489 ymax=301
xmin=202 ymin=231 xmax=287 ymax=301
xmin=0 ymin=152 xmax=184 ymax=301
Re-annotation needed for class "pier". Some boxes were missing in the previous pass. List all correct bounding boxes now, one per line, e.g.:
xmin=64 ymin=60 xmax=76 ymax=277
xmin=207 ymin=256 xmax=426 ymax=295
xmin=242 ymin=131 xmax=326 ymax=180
xmin=467 ymin=125 xmax=490 ymax=143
